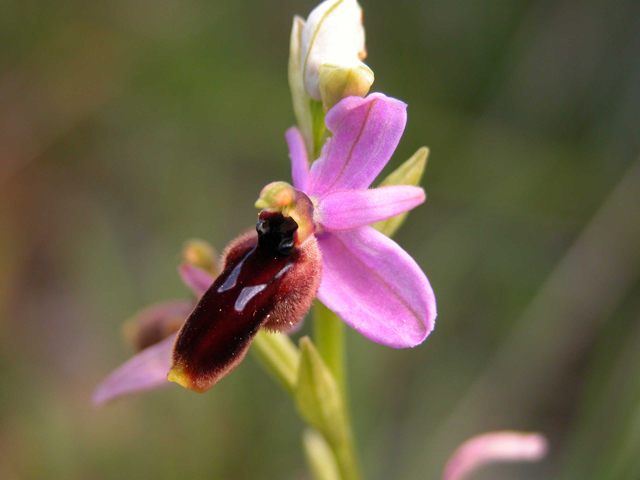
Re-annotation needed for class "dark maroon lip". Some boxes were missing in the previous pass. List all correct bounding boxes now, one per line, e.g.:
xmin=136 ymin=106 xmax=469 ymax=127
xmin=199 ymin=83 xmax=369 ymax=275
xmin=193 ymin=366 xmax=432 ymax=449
xmin=170 ymin=211 xmax=320 ymax=392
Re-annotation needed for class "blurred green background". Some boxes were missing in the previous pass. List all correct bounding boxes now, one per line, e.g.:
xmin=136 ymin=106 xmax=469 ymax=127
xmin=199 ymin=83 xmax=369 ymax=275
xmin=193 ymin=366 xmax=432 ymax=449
xmin=1 ymin=0 xmax=639 ymax=478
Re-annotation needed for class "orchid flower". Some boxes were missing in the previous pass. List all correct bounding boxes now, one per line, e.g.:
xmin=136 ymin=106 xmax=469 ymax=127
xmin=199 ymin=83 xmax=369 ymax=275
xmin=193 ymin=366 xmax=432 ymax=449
xmin=94 ymin=92 xmax=435 ymax=402
xmin=93 ymin=1 xmax=550 ymax=479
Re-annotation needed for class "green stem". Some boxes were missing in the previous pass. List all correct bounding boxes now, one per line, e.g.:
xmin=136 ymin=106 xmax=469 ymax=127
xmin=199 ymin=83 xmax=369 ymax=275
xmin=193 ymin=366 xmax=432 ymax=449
xmin=252 ymin=306 xmax=361 ymax=479
xmin=303 ymin=428 xmax=340 ymax=480
xmin=328 ymin=428 xmax=361 ymax=480
xmin=251 ymin=330 xmax=299 ymax=395
xmin=313 ymin=302 xmax=361 ymax=480
xmin=313 ymin=301 xmax=346 ymax=392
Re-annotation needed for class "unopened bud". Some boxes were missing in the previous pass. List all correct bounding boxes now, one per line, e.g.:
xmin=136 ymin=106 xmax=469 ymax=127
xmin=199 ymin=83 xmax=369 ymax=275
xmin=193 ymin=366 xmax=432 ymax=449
xmin=319 ymin=63 xmax=374 ymax=111
xmin=182 ymin=239 xmax=219 ymax=276
xmin=301 ymin=0 xmax=370 ymax=101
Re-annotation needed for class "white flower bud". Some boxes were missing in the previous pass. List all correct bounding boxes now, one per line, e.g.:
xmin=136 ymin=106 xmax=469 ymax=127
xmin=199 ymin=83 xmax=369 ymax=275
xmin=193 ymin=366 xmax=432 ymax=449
xmin=301 ymin=0 xmax=370 ymax=102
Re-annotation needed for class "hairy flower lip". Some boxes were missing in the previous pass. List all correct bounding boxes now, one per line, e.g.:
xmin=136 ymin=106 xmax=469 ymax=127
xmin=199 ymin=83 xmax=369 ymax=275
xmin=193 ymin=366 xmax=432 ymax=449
xmin=168 ymin=211 xmax=322 ymax=393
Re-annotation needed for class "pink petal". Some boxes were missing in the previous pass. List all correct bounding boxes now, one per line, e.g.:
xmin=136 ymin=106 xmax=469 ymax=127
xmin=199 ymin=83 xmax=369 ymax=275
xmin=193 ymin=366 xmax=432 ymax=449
xmin=286 ymin=126 xmax=312 ymax=192
xmin=93 ymin=335 xmax=176 ymax=405
xmin=316 ymin=186 xmax=425 ymax=231
xmin=316 ymin=226 xmax=435 ymax=347
xmin=308 ymin=93 xmax=407 ymax=196
xmin=441 ymin=432 xmax=548 ymax=480
xmin=179 ymin=263 xmax=216 ymax=296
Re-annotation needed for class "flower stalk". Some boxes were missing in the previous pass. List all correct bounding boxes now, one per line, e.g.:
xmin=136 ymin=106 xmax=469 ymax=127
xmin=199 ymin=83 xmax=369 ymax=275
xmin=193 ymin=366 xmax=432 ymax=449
xmin=250 ymin=321 xmax=360 ymax=480
xmin=303 ymin=428 xmax=341 ymax=480
xmin=313 ymin=301 xmax=346 ymax=391
xmin=295 ymin=337 xmax=361 ymax=480
xmin=311 ymin=303 xmax=359 ymax=479
xmin=251 ymin=331 xmax=300 ymax=395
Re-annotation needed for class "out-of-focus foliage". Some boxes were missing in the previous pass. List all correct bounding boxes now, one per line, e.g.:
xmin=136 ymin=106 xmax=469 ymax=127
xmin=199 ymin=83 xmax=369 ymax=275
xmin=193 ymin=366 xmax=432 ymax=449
xmin=0 ymin=1 xmax=639 ymax=479
xmin=562 ymin=295 xmax=640 ymax=480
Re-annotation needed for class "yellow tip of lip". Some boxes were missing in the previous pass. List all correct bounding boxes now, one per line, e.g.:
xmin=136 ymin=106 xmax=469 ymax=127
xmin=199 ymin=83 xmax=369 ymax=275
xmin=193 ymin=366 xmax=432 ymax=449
xmin=168 ymin=365 xmax=209 ymax=393
xmin=168 ymin=365 xmax=196 ymax=391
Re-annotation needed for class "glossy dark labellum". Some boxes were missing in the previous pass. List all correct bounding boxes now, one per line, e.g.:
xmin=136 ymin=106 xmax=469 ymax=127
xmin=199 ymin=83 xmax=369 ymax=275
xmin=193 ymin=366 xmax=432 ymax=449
xmin=170 ymin=211 xmax=322 ymax=392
